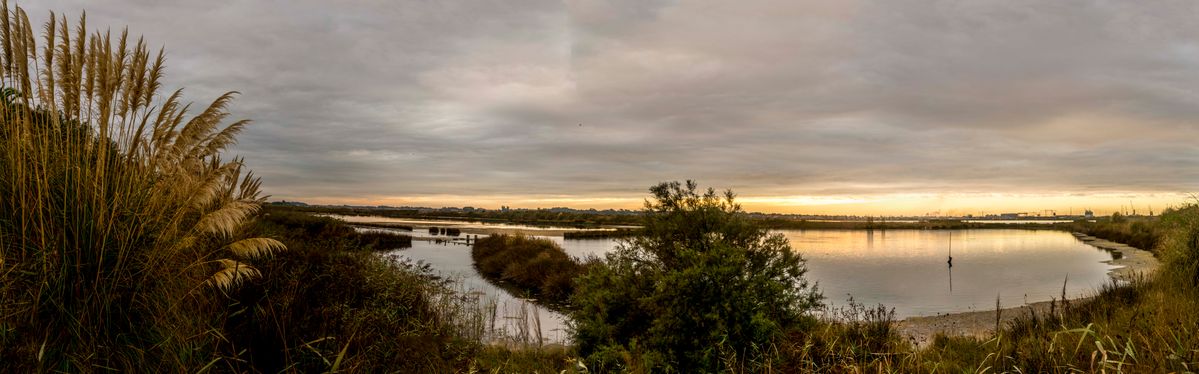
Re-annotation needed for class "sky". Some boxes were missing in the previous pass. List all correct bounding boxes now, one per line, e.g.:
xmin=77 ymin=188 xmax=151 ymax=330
xmin=18 ymin=1 xmax=1199 ymax=215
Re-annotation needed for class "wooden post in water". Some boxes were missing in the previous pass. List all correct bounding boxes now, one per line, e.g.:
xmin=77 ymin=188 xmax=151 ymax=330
xmin=947 ymin=232 xmax=953 ymax=267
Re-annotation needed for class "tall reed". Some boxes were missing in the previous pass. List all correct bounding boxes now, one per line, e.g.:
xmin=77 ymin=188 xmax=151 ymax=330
xmin=0 ymin=3 xmax=282 ymax=370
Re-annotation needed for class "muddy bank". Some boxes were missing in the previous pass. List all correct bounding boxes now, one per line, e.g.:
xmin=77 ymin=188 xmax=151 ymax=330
xmin=1071 ymin=232 xmax=1159 ymax=283
xmin=896 ymin=297 xmax=1089 ymax=348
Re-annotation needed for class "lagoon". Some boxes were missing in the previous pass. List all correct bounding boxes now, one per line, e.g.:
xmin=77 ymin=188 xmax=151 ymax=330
xmin=343 ymin=215 xmax=1118 ymax=342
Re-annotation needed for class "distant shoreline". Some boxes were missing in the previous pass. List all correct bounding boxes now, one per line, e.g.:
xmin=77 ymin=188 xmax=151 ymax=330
xmin=281 ymin=204 xmax=1097 ymax=232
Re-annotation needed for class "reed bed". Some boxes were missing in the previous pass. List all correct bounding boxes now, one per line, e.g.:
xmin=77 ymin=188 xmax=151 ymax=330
xmin=471 ymin=234 xmax=588 ymax=308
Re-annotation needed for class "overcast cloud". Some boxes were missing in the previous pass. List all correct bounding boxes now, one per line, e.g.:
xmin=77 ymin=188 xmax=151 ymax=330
xmin=18 ymin=1 xmax=1199 ymax=212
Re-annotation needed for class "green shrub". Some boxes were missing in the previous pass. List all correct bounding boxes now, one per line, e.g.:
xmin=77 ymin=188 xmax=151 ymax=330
xmin=570 ymin=181 xmax=822 ymax=372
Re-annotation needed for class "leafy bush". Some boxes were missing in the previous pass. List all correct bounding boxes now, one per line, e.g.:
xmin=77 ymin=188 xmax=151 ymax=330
xmin=570 ymin=181 xmax=822 ymax=372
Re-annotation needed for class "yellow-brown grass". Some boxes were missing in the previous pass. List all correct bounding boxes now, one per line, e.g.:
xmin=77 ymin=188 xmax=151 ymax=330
xmin=0 ymin=2 xmax=283 ymax=370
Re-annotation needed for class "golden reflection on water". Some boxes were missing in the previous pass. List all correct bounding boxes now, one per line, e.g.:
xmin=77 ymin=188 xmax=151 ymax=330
xmin=782 ymin=229 xmax=1117 ymax=317
xmin=372 ymin=214 xmax=1120 ymax=320
xmin=781 ymin=229 xmax=1089 ymax=259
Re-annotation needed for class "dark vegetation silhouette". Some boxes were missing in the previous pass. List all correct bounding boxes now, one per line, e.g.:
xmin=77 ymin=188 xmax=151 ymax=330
xmin=296 ymin=204 xmax=641 ymax=227
xmin=563 ymin=228 xmax=641 ymax=239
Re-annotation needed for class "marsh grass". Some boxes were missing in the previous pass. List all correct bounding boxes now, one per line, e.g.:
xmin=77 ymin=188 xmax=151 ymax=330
xmin=562 ymin=228 xmax=640 ymax=240
xmin=351 ymin=231 xmax=413 ymax=250
xmin=472 ymin=234 xmax=588 ymax=307
xmin=0 ymin=3 xmax=285 ymax=370
xmin=1067 ymin=214 xmax=1163 ymax=256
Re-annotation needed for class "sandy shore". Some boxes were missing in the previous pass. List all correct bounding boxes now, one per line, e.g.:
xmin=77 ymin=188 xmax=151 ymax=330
xmin=896 ymin=232 xmax=1159 ymax=347
xmin=896 ymin=297 xmax=1091 ymax=348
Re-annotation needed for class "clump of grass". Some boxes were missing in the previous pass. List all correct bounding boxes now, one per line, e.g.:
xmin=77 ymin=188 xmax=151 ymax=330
xmin=762 ymin=298 xmax=903 ymax=372
xmin=472 ymin=234 xmax=586 ymax=307
xmin=0 ymin=4 xmax=283 ymax=371
xmin=348 ymin=221 xmax=414 ymax=231
xmin=353 ymin=231 xmax=413 ymax=250
xmin=562 ymin=228 xmax=640 ymax=240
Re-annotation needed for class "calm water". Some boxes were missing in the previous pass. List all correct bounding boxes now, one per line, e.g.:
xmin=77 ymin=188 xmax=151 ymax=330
xmin=784 ymin=229 xmax=1116 ymax=317
xmin=359 ymin=217 xmax=1119 ymax=341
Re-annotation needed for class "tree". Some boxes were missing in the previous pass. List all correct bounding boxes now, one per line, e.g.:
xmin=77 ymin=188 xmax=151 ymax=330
xmin=570 ymin=181 xmax=822 ymax=372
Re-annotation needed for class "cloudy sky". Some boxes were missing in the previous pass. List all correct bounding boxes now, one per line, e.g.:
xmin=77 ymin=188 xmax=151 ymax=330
xmin=21 ymin=1 xmax=1199 ymax=215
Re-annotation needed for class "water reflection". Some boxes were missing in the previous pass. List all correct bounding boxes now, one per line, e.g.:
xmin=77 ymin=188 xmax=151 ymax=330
xmin=385 ymin=239 xmax=572 ymax=344
xmin=786 ymin=229 xmax=1117 ymax=317
xmin=948 ymin=264 xmax=953 ymax=293
xmin=364 ymin=215 xmax=1117 ymax=325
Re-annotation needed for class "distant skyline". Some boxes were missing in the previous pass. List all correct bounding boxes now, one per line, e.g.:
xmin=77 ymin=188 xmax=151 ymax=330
xmin=20 ymin=1 xmax=1199 ymax=215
